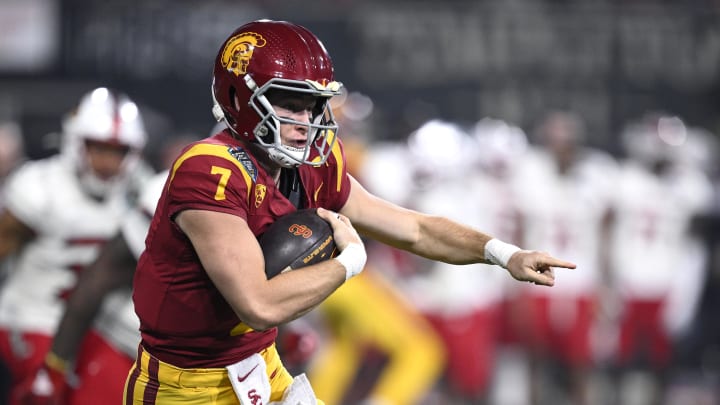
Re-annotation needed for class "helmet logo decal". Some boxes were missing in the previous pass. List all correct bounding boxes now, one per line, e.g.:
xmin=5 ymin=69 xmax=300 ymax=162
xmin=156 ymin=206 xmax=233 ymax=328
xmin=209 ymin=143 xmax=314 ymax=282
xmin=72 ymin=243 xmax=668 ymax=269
xmin=254 ymin=184 xmax=266 ymax=208
xmin=221 ymin=32 xmax=267 ymax=76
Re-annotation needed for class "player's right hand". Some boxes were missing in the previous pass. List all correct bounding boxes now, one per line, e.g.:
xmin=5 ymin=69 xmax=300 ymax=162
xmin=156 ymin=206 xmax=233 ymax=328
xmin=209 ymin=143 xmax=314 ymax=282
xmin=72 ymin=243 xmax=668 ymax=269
xmin=506 ymin=250 xmax=576 ymax=286
xmin=318 ymin=208 xmax=367 ymax=280
xmin=15 ymin=354 xmax=70 ymax=405
xmin=317 ymin=208 xmax=363 ymax=252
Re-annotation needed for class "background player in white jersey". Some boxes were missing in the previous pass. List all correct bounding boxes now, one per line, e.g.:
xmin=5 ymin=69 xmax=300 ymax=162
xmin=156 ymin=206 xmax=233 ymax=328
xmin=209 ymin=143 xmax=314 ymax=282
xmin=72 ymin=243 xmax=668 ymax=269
xmin=43 ymin=170 xmax=167 ymax=405
xmin=513 ymin=111 xmax=618 ymax=405
xmin=609 ymin=113 xmax=714 ymax=404
xmin=0 ymin=87 xmax=152 ymax=405
xmin=17 ymin=120 xmax=211 ymax=405
xmin=400 ymin=118 xmax=527 ymax=404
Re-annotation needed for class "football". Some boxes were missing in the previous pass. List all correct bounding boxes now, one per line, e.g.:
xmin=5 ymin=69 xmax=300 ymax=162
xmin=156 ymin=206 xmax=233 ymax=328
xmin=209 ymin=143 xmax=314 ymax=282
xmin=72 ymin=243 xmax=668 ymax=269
xmin=258 ymin=208 xmax=338 ymax=279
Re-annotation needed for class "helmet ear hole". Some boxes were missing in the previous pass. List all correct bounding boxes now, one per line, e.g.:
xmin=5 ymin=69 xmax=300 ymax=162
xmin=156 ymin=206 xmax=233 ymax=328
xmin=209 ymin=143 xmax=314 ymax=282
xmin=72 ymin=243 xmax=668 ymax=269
xmin=222 ymin=86 xmax=239 ymax=131
xmin=228 ymin=87 xmax=239 ymax=112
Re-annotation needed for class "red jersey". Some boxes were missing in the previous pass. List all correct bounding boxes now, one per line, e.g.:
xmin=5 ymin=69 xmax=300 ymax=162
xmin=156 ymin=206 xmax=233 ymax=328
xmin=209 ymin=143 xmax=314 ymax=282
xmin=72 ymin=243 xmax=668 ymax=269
xmin=132 ymin=130 xmax=351 ymax=368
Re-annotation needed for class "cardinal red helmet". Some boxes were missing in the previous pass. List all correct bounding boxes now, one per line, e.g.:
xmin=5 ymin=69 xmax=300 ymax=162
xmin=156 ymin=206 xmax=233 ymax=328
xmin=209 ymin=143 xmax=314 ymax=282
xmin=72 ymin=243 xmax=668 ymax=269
xmin=212 ymin=19 xmax=343 ymax=167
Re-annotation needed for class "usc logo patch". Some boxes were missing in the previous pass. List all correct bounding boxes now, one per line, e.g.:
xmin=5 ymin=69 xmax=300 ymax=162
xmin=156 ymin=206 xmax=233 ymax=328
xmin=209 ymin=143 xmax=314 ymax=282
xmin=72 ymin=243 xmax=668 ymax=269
xmin=254 ymin=184 xmax=266 ymax=208
xmin=221 ymin=32 xmax=267 ymax=76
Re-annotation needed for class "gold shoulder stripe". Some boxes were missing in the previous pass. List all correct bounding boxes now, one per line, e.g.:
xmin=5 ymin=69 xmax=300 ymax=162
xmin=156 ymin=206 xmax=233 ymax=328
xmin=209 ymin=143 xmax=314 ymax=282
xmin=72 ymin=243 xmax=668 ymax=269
xmin=169 ymin=144 xmax=253 ymax=202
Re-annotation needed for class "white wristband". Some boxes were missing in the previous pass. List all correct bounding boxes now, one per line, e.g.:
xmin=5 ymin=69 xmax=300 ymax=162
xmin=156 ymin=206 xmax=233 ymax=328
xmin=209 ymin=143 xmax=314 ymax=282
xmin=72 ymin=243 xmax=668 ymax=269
xmin=334 ymin=243 xmax=367 ymax=281
xmin=484 ymin=238 xmax=521 ymax=268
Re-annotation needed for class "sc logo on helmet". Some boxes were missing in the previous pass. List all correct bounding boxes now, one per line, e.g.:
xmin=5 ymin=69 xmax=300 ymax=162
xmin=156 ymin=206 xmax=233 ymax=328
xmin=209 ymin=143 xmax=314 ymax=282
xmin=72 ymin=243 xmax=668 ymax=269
xmin=221 ymin=32 xmax=267 ymax=76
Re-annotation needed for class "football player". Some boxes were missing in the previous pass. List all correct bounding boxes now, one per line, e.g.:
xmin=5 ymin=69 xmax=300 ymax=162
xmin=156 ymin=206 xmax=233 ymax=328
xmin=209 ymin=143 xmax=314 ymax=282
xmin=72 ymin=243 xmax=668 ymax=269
xmin=125 ymin=19 xmax=575 ymax=405
xmin=403 ymin=118 xmax=528 ymax=403
xmin=609 ymin=113 xmax=714 ymax=403
xmin=512 ymin=111 xmax=619 ymax=405
xmin=0 ymin=87 xmax=152 ymax=405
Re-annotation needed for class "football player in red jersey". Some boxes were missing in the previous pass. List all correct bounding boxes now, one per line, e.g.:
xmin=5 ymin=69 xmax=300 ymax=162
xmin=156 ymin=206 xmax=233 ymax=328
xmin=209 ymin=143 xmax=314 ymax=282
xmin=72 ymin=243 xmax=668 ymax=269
xmin=125 ymin=19 xmax=576 ymax=405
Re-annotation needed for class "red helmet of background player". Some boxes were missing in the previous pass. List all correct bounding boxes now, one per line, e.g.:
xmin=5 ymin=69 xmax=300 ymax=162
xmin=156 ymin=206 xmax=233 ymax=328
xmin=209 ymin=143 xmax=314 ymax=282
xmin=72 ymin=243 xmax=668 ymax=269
xmin=211 ymin=19 xmax=343 ymax=168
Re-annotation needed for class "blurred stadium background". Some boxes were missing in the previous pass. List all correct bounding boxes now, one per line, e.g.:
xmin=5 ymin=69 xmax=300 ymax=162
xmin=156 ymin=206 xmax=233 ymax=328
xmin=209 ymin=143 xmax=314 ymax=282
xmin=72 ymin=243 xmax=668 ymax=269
xmin=1 ymin=0 xmax=719 ymax=159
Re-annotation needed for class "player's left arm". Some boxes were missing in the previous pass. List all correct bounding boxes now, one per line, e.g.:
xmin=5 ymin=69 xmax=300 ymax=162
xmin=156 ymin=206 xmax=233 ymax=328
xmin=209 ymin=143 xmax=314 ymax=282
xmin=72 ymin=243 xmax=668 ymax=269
xmin=340 ymin=175 xmax=575 ymax=286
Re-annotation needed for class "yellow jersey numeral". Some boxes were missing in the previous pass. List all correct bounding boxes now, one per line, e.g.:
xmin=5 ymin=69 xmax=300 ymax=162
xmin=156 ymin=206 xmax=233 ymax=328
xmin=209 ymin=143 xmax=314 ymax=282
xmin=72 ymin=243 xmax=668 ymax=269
xmin=210 ymin=166 xmax=232 ymax=200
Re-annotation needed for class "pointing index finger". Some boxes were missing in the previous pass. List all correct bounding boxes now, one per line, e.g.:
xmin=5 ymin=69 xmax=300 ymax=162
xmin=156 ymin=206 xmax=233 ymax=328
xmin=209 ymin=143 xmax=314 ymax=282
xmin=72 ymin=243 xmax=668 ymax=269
xmin=542 ymin=256 xmax=577 ymax=269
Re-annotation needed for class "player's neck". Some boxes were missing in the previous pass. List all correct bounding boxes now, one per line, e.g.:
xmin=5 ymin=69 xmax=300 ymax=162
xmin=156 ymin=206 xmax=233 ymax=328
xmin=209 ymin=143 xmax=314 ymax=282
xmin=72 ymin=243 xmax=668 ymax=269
xmin=265 ymin=164 xmax=282 ymax=187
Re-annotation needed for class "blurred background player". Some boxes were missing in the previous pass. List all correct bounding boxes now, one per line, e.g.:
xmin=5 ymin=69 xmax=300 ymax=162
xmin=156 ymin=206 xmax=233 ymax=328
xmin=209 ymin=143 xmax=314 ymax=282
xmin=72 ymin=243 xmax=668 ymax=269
xmin=32 ymin=170 xmax=168 ymax=405
xmin=394 ymin=118 xmax=525 ymax=405
xmin=609 ymin=113 xmax=714 ymax=405
xmin=307 ymin=94 xmax=446 ymax=405
xmin=0 ymin=87 xmax=152 ymax=405
xmin=307 ymin=269 xmax=446 ymax=405
xmin=512 ymin=111 xmax=618 ymax=405
xmin=16 ymin=123 xmax=207 ymax=405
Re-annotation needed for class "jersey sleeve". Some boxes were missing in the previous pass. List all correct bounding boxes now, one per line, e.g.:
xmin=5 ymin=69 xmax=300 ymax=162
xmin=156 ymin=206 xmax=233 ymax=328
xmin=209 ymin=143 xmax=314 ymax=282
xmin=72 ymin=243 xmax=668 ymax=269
xmin=165 ymin=143 xmax=255 ymax=221
xmin=2 ymin=160 xmax=51 ymax=232
xmin=121 ymin=170 xmax=168 ymax=259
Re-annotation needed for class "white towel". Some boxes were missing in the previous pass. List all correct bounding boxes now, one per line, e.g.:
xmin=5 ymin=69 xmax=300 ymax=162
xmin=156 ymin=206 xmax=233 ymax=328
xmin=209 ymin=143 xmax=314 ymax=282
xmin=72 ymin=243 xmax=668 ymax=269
xmin=226 ymin=353 xmax=271 ymax=405
xmin=272 ymin=373 xmax=317 ymax=405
